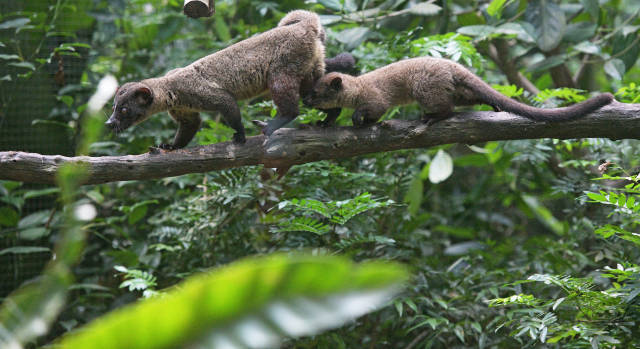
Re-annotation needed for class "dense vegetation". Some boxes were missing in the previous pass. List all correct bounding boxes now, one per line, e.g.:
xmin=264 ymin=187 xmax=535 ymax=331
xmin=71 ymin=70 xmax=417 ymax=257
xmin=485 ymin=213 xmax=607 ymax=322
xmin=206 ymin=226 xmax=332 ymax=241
xmin=1 ymin=0 xmax=640 ymax=347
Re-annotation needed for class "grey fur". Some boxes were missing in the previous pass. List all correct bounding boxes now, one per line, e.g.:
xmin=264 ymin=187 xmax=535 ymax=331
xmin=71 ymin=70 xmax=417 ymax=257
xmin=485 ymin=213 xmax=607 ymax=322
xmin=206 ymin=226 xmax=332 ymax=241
xmin=304 ymin=57 xmax=614 ymax=126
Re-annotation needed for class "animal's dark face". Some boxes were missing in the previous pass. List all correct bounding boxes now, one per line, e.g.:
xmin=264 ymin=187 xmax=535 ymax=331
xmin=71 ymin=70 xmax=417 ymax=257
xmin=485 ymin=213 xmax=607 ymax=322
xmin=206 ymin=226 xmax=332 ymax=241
xmin=303 ymin=74 xmax=344 ymax=109
xmin=105 ymin=82 xmax=154 ymax=133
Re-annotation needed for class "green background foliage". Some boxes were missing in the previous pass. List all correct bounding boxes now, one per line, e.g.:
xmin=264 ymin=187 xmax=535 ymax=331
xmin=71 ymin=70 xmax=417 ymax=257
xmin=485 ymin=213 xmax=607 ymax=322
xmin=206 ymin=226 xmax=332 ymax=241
xmin=1 ymin=0 xmax=640 ymax=347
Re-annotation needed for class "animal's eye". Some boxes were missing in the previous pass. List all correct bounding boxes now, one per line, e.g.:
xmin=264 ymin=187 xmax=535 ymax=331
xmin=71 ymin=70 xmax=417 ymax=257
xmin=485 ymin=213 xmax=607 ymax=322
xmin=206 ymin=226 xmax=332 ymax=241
xmin=120 ymin=107 xmax=128 ymax=114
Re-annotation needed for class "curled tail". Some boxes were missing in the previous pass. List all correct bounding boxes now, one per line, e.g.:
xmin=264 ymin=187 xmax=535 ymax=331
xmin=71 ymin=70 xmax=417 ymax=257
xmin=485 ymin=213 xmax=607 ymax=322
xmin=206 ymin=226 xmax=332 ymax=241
xmin=460 ymin=72 xmax=613 ymax=121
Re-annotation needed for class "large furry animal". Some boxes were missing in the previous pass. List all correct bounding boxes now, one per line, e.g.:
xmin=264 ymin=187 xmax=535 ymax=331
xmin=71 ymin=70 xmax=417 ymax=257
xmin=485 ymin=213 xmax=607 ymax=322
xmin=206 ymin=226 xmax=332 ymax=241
xmin=304 ymin=57 xmax=614 ymax=127
xmin=106 ymin=10 xmax=326 ymax=149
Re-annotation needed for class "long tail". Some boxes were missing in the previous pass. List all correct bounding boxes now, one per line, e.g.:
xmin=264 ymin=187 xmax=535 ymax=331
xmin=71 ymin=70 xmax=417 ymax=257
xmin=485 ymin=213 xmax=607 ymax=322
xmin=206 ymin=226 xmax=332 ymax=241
xmin=325 ymin=53 xmax=356 ymax=74
xmin=460 ymin=72 xmax=614 ymax=121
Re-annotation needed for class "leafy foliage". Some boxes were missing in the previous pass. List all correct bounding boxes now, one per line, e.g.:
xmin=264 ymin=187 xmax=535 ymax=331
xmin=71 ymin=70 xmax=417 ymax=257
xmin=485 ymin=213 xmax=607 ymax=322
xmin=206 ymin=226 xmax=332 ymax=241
xmin=489 ymin=173 xmax=640 ymax=347
xmin=58 ymin=254 xmax=408 ymax=349
xmin=114 ymin=265 xmax=158 ymax=298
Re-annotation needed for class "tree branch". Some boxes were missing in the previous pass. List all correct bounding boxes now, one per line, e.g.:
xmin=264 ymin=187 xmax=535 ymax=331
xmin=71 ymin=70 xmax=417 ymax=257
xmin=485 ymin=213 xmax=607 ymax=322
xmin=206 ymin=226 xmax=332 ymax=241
xmin=1 ymin=101 xmax=638 ymax=185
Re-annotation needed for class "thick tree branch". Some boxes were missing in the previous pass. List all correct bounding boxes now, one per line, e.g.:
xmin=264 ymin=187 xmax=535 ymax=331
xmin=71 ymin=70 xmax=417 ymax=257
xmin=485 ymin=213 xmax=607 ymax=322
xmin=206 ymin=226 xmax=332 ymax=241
xmin=0 ymin=101 xmax=638 ymax=185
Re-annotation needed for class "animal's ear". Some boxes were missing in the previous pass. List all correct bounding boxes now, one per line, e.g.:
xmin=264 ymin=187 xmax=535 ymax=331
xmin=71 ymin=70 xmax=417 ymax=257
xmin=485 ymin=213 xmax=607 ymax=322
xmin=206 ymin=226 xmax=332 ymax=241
xmin=134 ymin=86 xmax=153 ymax=106
xmin=329 ymin=76 xmax=343 ymax=90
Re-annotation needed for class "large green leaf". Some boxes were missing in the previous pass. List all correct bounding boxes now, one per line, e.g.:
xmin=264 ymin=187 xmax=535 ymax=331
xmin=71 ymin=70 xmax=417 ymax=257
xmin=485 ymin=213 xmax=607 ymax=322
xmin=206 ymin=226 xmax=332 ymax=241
xmin=57 ymin=254 xmax=408 ymax=349
xmin=525 ymin=0 xmax=566 ymax=52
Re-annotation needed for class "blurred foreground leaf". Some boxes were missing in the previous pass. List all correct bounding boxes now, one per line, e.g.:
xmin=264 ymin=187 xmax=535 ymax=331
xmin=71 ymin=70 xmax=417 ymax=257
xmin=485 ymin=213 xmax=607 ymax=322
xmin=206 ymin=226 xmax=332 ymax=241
xmin=58 ymin=254 xmax=409 ymax=349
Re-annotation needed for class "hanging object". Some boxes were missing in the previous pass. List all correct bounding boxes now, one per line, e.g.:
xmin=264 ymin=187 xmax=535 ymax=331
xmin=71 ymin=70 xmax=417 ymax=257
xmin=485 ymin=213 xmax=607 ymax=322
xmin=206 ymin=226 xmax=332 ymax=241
xmin=183 ymin=0 xmax=215 ymax=18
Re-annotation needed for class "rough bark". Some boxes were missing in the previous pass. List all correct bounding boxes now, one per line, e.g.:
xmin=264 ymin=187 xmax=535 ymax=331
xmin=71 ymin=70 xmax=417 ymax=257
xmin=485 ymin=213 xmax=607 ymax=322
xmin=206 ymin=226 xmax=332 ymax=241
xmin=0 ymin=100 xmax=638 ymax=185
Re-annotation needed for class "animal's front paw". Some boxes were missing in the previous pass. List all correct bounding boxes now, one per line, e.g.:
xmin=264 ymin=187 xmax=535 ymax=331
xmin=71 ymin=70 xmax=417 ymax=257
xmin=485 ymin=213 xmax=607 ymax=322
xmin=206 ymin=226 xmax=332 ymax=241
xmin=233 ymin=132 xmax=246 ymax=144
xmin=148 ymin=143 xmax=176 ymax=154
xmin=158 ymin=143 xmax=177 ymax=150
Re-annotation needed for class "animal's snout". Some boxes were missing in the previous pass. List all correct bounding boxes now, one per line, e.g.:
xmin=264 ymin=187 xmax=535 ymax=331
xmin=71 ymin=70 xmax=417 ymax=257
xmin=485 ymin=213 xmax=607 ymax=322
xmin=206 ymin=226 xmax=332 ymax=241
xmin=105 ymin=114 xmax=119 ymax=132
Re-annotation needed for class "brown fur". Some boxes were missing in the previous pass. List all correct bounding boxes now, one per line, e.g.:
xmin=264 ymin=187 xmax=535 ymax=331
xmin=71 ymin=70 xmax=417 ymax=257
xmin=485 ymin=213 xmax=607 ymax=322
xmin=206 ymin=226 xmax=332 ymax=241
xmin=107 ymin=10 xmax=326 ymax=149
xmin=304 ymin=57 xmax=614 ymax=126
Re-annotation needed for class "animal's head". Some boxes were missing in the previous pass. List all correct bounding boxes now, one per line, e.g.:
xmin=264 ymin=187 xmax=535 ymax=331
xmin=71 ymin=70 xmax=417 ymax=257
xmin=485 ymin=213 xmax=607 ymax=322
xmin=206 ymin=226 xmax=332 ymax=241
xmin=105 ymin=82 xmax=154 ymax=133
xmin=303 ymin=73 xmax=347 ymax=109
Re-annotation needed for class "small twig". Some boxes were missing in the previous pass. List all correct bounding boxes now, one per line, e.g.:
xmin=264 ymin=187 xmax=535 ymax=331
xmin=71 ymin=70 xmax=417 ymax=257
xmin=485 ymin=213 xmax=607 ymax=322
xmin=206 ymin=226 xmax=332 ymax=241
xmin=405 ymin=329 xmax=430 ymax=349
xmin=485 ymin=40 xmax=540 ymax=95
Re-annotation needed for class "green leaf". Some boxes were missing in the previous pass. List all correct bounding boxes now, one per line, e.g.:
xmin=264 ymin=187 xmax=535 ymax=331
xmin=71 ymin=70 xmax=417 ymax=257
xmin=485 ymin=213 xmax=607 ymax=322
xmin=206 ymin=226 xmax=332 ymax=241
xmin=125 ymin=200 xmax=158 ymax=225
xmin=279 ymin=198 xmax=331 ymax=218
xmin=335 ymin=27 xmax=371 ymax=50
xmin=128 ymin=206 xmax=147 ymax=225
xmin=31 ymin=119 xmax=75 ymax=132
xmin=57 ymin=95 xmax=74 ymax=107
xmin=8 ymin=61 xmax=36 ymax=70
xmin=404 ymin=175 xmax=424 ymax=216
xmin=0 ymin=246 xmax=50 ymax=256
xmin=332 ymin=193 xmax=393 ymax=224
xmin=429 ymin=150 xmax=453 ymax=184
xmin=57 ymin=254 xmax=408 ymax=349
xmin=487 ymin=0 xmax=508 ymax=18
xmin=456 ymin=25 xmax=495 ymax=38
xmin=563 ymin=22 xmax=597 ymax=43
xmin=525 ymin=0 xmax=566 ymax=52
xmin=0 ymin=54 xmax=20 ymax=60
xmin=0 ymin=206 xmax=19 ymax=226
xmin=612 ymin=33 xmax=640 ymax=71
xmin=527 ymin=55 xmax=566 ymax=73
xmin=574 ymin=41 xmax=601 ymax=55
xmin=521 ymin=195 xmax=565 ymax=235
xmin=604 ymin=59 xmax=626 ymax=81
xmin=318 ymin=0 xmax=342 ymax=11
xmin=540 ymin=326 xmax=548 ymax=343
xmin=18 ymin=211 xmax=50 ymax=229
xmin=318 ymin=14 xmax=342 ymax=25
xmin=0 ymin=18 xmax=30 ymax=30
xmin=276 ymin=217 xmax=330 ymax=235
xmin=492 ymin=84 xmax=524 ymax=98
xmin=580 ymin=0 xmax=599 ymax=19
xmin=454 ymin=325 xmax=466 ymax=343
xmin=18 ymin=227 xmax=49 ymax=240
xmin=23 ymin=187 xmax=60 ymax=199
xmin=586 ymin=192 xmax=606 ymax=202
xmin=408 ymin=3 xmax=441 ymax=16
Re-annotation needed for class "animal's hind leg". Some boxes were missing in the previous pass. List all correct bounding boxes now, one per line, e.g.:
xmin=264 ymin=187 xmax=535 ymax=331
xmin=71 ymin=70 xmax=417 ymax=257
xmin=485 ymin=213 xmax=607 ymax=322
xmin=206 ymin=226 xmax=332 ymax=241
xmin=265 ymin=74 xmax=300 ymax=136
xmin=417 ymin=94 xmax=455 ymax=126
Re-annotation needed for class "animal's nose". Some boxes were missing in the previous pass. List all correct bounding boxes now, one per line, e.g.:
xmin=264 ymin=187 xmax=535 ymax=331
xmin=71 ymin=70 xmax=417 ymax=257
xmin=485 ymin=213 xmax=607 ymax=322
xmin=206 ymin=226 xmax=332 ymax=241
xmin=105 ymin=116 xmax=116 ymax=129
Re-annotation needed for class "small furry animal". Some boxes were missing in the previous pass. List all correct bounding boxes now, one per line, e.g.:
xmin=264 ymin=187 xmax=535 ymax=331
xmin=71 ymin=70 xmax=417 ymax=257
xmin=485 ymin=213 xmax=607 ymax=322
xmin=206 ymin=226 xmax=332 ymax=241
xmin=304 ymin=57 xmax=614 ymax=127
xmin=106 ymin=10 xmax=326 ymax=149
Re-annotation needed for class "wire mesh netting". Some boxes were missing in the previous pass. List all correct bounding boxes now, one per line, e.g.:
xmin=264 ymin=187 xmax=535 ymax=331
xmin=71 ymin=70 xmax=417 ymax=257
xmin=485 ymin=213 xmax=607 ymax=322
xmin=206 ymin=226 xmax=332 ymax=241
xmin=1 ymin=1 xmax=91 ymax=298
